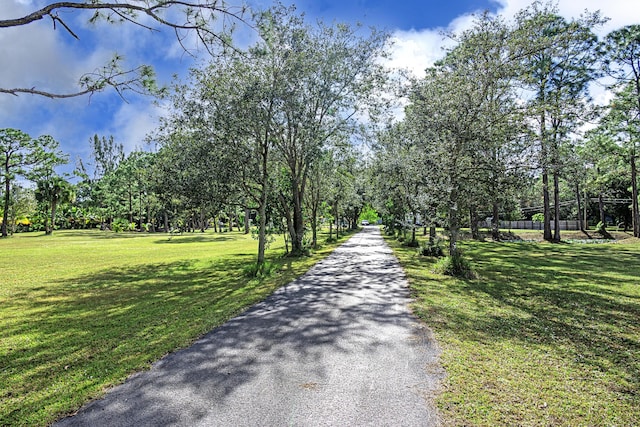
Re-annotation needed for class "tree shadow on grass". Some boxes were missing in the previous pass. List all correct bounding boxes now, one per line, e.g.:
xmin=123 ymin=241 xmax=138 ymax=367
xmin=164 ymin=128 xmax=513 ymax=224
xmin=405 ymin=241 xmax=640 ymax=405
xmin=2 ymin=254 xmax=265 ymax=426
xmin=49 ymin=227 xmax=440 ymax=426
xmin=154 ymin=235 xmax=236 ymax=244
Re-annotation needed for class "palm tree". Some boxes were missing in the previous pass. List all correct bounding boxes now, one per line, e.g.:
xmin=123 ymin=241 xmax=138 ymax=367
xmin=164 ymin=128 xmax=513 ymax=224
xmin=35 ymin=176 xmax=75 ymax=234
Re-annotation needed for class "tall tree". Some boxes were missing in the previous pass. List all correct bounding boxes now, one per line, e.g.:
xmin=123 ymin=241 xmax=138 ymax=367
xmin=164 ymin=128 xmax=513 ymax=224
xmin=35 ymin=175 xmax=75 ymax=235
xmin=602 ymin=25 xmax=640 ymax=237
xmin=0 ymin=129 xmax=66 ymax=237
xmin=256 ymin=4 xmax=390 ymax=255
xmin=515 ymin=3 xmax=603 ymax=241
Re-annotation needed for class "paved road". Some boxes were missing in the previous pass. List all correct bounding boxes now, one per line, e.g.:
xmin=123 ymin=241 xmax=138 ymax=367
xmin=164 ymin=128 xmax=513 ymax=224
xmin=56 ymin=227 xmax=443 ymax=426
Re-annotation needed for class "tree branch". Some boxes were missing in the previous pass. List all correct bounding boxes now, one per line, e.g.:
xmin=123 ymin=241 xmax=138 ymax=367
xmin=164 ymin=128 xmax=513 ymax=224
xmin=1 ymin=1 xmax=252 ymax=99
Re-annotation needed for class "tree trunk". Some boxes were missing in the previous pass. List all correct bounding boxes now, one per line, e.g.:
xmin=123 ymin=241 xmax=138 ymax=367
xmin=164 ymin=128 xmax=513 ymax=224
xmin=599 ymin=193 xmax=605 ymax=226
xmin=576 ymin=183 xmax=584 ymax=233
xmin=553 ymin=171 xmax=561 ymax=242
xmin=257 ymin=202 xmax=267 ymax=265
xmin=540 ymin=108 xmax=552 ymax=242
xmin=631 ymin=154 xmax=639 ymax=237
xmin=542 ymin=170 xmax=552 ymax=241
xmin=43 ymin=203 xmax=51 ymax=235
xmin=336 ymin=217 xmax=340 ymax=238
xmin=491 ymin=202 xmax=500 ymax=241
xmin=244 ymin=207 xmax=250 ymax=234
xmin=2 ymin=176 xmax=10 ymax=237
xmin=583 ymin=189 xmax=588 ymax=230
xmin=163 ymin=210 xmax=169 ymax=232
xmin=138 ymin=191 xmax=144 ymax=231
xmin=429 ymin=225 xmax=436 ymax=244
xmin=289 ymin=178 xmax=305 ymax=255
xmin=469 ymin=205 xmax=479 ymax=240
xmin=449 ymin=186 xmax=459 ymax=257
xmin=411 ymin=214 xmax=417 ymax=245
xmin=311 ymin=210 xmax=318 ymax=247
xmin=49 ymin=199 xmax=58 ymax=235
xmin=128 ymin=190 xmax=133 ymax=224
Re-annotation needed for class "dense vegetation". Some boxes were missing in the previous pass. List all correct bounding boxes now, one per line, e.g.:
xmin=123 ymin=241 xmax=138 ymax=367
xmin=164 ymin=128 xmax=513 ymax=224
xmin=1 ymin=3 xmax=639 ymax=262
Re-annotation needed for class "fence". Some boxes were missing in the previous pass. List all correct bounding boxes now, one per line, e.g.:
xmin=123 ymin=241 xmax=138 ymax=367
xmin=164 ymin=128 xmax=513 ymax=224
xmin=491 ymin=220 xmax=581 ymax=231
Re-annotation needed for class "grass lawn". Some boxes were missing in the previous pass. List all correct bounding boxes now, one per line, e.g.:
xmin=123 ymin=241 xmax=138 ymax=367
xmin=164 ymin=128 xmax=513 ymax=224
xmin=0 ymin=227 xmax=354 ymax=426
xmin=385 ymin=234 xmax=640 ymax=426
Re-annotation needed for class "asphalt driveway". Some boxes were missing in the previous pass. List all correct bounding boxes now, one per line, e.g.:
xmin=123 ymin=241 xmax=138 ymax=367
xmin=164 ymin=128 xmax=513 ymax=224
xmin=56 ymin=226 xmax=443 ymax=426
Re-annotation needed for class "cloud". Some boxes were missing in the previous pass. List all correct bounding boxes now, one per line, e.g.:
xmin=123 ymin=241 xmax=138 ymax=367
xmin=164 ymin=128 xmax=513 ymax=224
xmin=387 ymin=0 xmax=639 ymax=80
xmin=107 ymin=101 xmax=163 ymax=154
xmin=493 ymin=0 xmax=640 ymax=35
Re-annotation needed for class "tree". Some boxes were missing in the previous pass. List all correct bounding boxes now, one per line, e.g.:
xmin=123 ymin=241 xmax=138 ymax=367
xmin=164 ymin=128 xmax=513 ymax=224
xmin=515 ymin=4 xmax=604 ymax=241
xmin=588 ymin=84 xmax=640 ymax=236
xmin=406 ymin=12 xmax=522 ymax=255
xmin=156 ymin=46 xmax=279 ymax=264
xmin=35 ymin=175 xmax=75 ymax=235
xmin=0 ymin=1 xmax=247 ymax=99
xmin=255 ymin=5 xmax=390 ymax=255
xmin=0 ymin=129 xmax=66 ymax=237
xmin=602 ymin=25 xmax=640 ymax=237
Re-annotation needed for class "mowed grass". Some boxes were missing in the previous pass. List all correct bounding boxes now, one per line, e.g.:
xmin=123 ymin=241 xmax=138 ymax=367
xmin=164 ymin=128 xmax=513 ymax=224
xmin=0 ymin=228 xmax=353 ymax=426
xmin=386 ymin=236 xmax=640 ymax=426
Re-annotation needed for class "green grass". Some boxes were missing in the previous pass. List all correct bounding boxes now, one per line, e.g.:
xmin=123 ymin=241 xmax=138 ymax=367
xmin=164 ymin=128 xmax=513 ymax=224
xmin=386 ymin=236 xmax=640 ymax=426
xmin=0 ymin=228 xmax=355 ymax=426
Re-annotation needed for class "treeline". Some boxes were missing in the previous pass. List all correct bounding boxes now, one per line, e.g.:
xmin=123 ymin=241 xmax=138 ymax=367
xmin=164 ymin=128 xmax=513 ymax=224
xmin=2 ymin=2 xmax=640 ymax=266
xmin=0 ymin=5 xmax=382 ymax=265
xmin=371 ymin=2 xmax=640 ymax=255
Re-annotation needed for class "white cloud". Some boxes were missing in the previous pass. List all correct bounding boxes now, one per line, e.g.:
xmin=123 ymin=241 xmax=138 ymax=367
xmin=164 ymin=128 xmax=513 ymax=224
xmin=387 ymin=0 xmax=639 ymax=80
xmin=108 ymin=101 xmax=163 ymax=154
xmin=494 ymin=0 xmax=640 ymax=36
xmin=387 ymin=11 xmax=480 ymax=78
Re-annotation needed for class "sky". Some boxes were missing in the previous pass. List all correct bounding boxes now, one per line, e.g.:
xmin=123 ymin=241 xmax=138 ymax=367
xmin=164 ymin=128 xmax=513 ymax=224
xmin=1 ymin=0 xmax=639 ymax=176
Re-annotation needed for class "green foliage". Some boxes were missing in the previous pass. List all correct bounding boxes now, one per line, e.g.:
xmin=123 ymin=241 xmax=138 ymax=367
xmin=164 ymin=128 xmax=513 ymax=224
xmin=418 ymin=240 xmax=444 ymax=257
xmin=433 ymin=252 xmax=474 ymax=278
xmin=532 ymin=212 xmax=544 ymax=222
xmin=243 ymin=260 xmax=278 ymax=278
xmin=404 ymin=239 xmax=420 ymax=247
xmin=110 ymin=218 xmax=129 ymax=232
xmin=359 ymin=204 xmax=379 ymax=224
xmin=0 ymin=129 xmax=67 ymax=237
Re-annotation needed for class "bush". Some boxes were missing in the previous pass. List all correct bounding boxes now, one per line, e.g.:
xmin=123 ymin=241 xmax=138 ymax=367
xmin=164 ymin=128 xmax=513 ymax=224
xmin=243 ymin=261 xmax=278 ymax=278
xmin=419 ymin=240 xmax=444 ymax=257
xmin=404 ymin=239 xmax=420 ymax=248
xmin=111 ymin=218 xmax=129 ymax=233
xmin=433 ymin=252 xmax=475 ymax=278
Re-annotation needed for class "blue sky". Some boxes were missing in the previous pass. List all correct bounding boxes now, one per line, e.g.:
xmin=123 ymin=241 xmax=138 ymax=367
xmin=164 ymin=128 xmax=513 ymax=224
xmin=0 ymin=0 xmax=637 ymax=177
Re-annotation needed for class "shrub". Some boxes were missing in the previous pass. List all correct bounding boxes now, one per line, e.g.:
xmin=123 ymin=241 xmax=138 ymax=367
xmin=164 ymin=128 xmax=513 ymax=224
xmin=419 ymin=240 xmax=444 ymax=257
xmin=404 ymin=239 xmax=420 ymax=248
xmin=111 ymin=218 xmax=129 ymax=233
xmin=433 ymin=252 xmax=475 ymax=278
xmin=243 ymin=261 xmax=278 ymax=278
